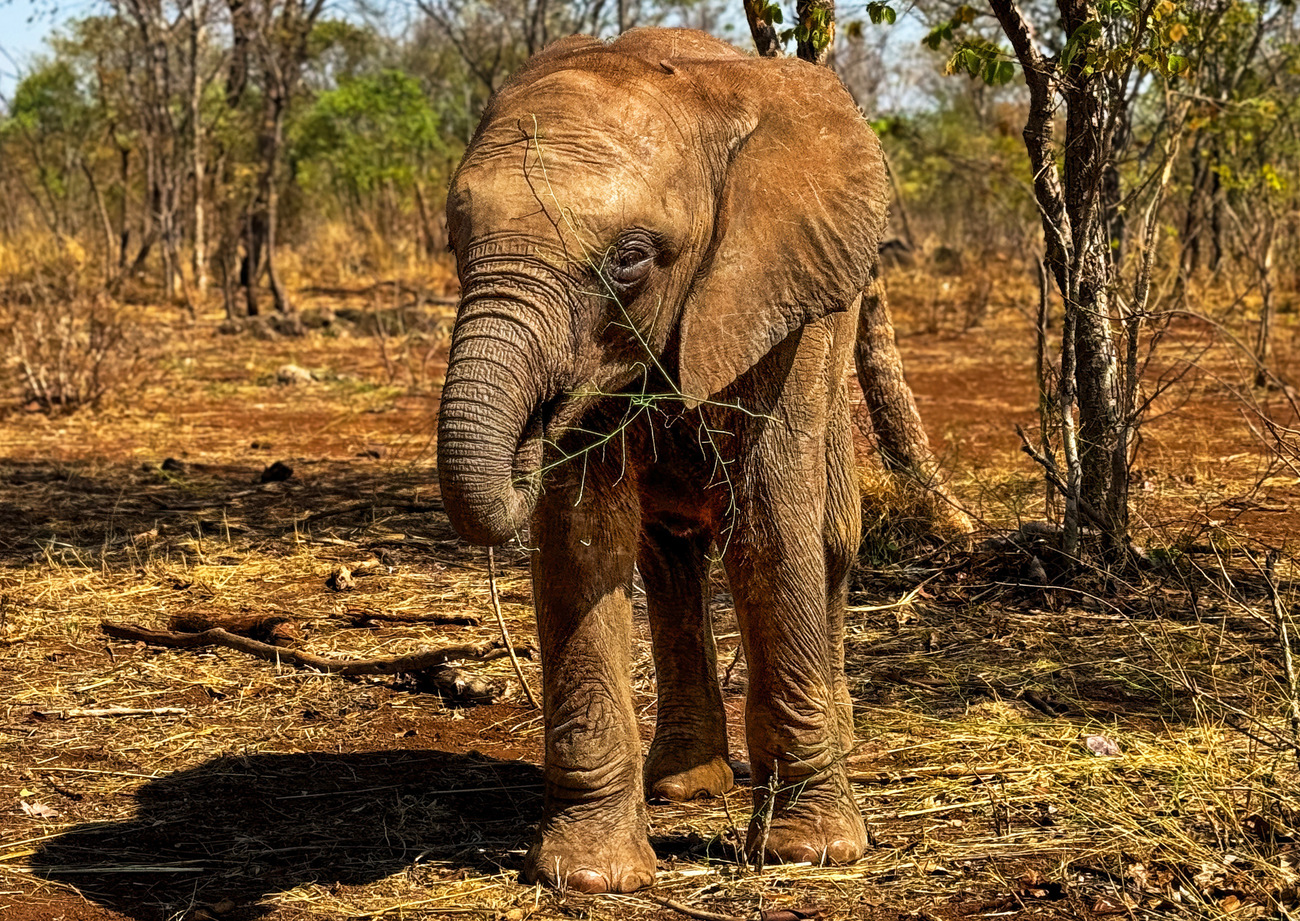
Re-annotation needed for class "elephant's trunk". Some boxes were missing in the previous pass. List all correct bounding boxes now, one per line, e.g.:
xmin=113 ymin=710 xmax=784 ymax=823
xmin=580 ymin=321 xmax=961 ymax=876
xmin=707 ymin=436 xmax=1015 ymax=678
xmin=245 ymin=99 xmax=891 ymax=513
xmin=437 ymin=293 xmax=554 ymax=547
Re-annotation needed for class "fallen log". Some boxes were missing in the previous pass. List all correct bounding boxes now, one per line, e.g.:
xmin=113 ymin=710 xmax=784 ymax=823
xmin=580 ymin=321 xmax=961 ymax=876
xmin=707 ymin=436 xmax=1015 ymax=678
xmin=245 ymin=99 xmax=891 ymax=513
xmin=100 ymin=621 xmax=532 ymax=677
xmin=169 ymin=611 xmax=299 ymax=646
xmin=346 ymin=607 xmax=479 ymax=628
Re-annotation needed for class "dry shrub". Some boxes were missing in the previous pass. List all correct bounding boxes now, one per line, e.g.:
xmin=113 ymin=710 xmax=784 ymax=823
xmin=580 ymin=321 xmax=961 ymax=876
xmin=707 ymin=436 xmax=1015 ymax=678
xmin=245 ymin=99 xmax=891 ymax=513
xmin=0 ymin=271 xmax=150 ymax=414
xmin=857 ymin=462 xmax=971 ymax=564
xmin=286 ymin=220 xmax=456 ymax=291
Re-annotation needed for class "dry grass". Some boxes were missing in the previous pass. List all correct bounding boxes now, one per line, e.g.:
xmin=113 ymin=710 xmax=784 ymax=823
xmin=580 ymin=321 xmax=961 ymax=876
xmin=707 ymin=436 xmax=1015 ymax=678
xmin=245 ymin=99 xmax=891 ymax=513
xmin=0 ymin=263 xmax=1298 ymax=920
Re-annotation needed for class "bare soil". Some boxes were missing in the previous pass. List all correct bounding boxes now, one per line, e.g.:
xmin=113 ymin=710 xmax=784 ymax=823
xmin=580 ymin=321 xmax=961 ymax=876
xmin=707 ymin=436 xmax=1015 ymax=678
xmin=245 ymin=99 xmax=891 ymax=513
xmin=2 ymin=276 xmax=1298 ymax=921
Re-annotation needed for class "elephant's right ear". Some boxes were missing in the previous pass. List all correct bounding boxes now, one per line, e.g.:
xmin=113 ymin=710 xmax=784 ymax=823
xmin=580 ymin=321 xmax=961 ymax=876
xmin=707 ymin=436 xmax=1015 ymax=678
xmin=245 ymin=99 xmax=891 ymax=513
xmin=676 ymin=61 xmax=890 ymax=406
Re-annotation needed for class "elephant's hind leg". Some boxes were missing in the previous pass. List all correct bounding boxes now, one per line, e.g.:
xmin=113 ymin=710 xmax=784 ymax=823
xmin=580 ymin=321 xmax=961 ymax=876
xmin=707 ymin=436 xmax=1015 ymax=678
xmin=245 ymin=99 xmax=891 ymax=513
xmin=640 ymin=523 xmax=734 ymax=802
xmin=524 ymin=460 xmax=656 ymax=894
xmin=824 ymin=388 xmax=862 ymax=757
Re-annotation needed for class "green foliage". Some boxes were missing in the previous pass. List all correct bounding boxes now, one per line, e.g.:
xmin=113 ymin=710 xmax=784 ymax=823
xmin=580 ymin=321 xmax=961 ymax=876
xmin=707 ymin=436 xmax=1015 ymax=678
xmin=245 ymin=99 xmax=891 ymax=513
xmin=757 ymin=0 xmax=784 ymax=24
xmin=917 ymin=0 xmax=1197 ymax=88
xmin=304 ymin=19 xmax=384 ymax=88
xmin=866 ymin=1 xmax=895 ymax=25
xmin=291 ymin=70 xmax=445 ymax=202
xmin=4 ymin=61 xmax=92 ymax=140
xmin=877 ymin=99 xmax=1036 ymax=254
xmin=0 ymin=60 xmax=101 ymax=213
xmin=790 ymin=6 xmax=835 ymax=52
xmin=945 ymin=39 xmax=1015 ymax=85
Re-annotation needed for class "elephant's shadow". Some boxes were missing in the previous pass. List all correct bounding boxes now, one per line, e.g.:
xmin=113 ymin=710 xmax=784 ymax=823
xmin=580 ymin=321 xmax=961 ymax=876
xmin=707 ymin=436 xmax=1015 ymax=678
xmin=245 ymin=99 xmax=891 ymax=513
xmin=28 ymin=749 xmax=544 ymax=921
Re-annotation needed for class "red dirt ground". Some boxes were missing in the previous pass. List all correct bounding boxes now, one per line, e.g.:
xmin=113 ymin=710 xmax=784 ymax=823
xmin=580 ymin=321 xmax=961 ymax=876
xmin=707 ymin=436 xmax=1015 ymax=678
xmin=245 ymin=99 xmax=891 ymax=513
xmin=2 ymin=279 xmax=1297 ymax=920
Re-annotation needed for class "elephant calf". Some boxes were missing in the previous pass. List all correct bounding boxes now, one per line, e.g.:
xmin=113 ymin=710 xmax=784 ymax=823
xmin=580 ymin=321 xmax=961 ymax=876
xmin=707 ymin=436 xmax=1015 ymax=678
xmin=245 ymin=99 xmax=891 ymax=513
xmin=436 ymin=27 xmax=888 ymax=893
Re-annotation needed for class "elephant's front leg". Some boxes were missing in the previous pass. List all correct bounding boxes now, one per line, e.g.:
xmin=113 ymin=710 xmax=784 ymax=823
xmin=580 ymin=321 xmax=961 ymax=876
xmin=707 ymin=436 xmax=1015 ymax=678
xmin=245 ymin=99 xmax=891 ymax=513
xmin=719 ymin=413 xmax=866 ymax=865
xmin=524 ymin=457 xmax=656 ymax=893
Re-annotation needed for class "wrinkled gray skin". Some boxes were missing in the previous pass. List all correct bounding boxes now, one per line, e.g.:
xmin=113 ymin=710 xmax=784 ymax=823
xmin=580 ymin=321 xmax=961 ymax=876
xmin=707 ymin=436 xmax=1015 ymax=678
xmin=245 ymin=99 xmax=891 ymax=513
xmin=436 ymin=28 xmax=889 ymax=893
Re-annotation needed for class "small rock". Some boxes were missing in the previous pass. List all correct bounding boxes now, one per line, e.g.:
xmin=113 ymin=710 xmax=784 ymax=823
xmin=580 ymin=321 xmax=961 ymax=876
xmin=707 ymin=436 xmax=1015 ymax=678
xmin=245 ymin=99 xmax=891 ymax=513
xmin=301 ymin=306 xmax=336 ymax=329
xmin=269 ymin=313 xmax=306 ymax=337
xmin=260 ymin=461 xmax=293 ymax=483
xmin=327 ymin=566 xmax=355 ymax=591
xmin=246 ymin=316 xmax=279 ymax=340
xmin=276 ymin=364 xmax=315 ymax=386
xmin=161 ymin=457 xmax=185 ymax=473
xmin=1083 ymin=734 xmax=1121 ymax=757
xmin=20 ymin=800 xmax=59 ymax=819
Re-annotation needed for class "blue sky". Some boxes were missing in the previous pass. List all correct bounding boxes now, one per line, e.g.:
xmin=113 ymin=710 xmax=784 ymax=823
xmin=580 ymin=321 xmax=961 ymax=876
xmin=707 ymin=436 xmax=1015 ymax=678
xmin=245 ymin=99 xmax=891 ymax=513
xmin=0 ymin=1 xmax=81 ymax=98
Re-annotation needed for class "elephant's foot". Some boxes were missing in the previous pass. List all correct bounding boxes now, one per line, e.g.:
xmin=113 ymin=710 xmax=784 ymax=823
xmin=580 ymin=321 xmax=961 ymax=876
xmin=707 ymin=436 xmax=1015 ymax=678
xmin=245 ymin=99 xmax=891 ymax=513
xmin=746 ymin=772 xmax=866 ymax=866
xmin=524 ymin=804 xmax=657 ymax=893
xmin=645 ymin=742 xmax=734 ymax=802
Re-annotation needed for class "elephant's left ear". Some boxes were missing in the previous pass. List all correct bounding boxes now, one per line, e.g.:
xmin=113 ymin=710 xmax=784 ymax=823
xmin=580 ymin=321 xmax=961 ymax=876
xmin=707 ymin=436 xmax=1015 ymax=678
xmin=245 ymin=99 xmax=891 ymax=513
xmin=676 ymin=60 xmax=890 ymax=405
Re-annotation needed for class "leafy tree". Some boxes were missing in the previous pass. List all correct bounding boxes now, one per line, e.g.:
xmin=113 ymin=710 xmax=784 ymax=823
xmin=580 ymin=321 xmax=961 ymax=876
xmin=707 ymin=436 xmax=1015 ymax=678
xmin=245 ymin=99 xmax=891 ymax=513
xmin=293 ymin=70 xmax=443 ymax=202
xmin=292 ymin=69 xmax=447 ymax=252
xmin=1 ymin=60 xmax=99 ymax=238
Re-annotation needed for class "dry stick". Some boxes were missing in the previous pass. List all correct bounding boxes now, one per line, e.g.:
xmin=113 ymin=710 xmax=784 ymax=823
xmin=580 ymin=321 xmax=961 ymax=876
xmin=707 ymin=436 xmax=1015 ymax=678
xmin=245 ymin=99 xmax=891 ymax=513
xmin=487 ymin=546 xmax=539 ymax=709
xmin=34 ymin=707 xmax=187 ymax=719
xmin=1035 ymin=258 xmax=1057 ymax=517
xmin=1017 ymin=425 xmax=1154 ymax=566
xmin=346 ymin=607 xmax=480 ymax=628
xmin=648 ymin=897 xmax=745 ymax=921
xmin=1259 ymin=550 xmax=1300 ymax=770
xmin=848 ymin=764 xmax=1037 ymax=784
xmin=100 ymin=622 xmax=531 ymax=676
xmin=720 ymin=789 xmax=748 ymax=871
xmin=1014 ymin=425 xmax=1109 ymax=532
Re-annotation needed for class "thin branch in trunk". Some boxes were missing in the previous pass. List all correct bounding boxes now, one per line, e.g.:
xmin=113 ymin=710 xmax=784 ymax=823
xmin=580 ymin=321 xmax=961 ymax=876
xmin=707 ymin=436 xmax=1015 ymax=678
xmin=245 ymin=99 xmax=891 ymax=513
xmin=488 ymin=547 xmax=539 ymax=709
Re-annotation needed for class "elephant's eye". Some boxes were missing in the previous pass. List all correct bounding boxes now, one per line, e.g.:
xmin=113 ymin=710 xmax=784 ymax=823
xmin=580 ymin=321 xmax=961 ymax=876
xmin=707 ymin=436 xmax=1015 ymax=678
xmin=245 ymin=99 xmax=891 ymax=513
xmin=607 ymin=234 xmax=657 ymax=288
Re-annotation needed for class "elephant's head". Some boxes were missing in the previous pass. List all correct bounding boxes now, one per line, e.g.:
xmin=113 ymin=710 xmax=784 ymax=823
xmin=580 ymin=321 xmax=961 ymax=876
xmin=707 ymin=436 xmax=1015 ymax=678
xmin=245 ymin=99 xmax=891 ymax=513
xmin=437 ymin=28 xmax=889 ymax=545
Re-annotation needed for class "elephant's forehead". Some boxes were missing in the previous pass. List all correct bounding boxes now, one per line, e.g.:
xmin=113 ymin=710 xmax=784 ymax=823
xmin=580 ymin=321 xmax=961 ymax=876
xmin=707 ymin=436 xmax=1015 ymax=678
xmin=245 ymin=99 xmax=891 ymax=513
xmin=450 ymin=73 xmax=697 ymax=251
xmin=490 ymin=69 xmax=691 ymax=159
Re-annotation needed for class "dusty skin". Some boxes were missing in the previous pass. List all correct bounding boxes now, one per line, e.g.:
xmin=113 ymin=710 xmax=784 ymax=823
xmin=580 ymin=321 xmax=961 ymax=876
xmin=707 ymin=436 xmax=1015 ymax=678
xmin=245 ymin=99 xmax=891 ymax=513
xmin=437 ymin=28 xmax=891 ymax=892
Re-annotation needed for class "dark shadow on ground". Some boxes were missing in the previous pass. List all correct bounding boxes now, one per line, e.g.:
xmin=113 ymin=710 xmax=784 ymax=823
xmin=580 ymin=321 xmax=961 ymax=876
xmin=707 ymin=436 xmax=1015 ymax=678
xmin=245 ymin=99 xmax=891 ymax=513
xmin=29 ymin=749 xmax=543 ymax=921
xmin=0 ymin=456 xmax=515 ymax=571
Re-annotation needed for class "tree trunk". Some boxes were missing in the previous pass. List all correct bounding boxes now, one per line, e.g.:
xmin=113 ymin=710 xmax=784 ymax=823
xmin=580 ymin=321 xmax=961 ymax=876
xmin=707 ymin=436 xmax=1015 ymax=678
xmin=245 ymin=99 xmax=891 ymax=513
xmin=81 ymin=157 xmax=117 ymax=277
xmin=1061 ymin=1 xmax=1124 ymax=556
xmin=989 ymin=0 xmax=1132 ymax=559
xmin=191 ymin=0 xmax=208 ymax=298
xmin=262 ymin=97 xmax=290 ymax=315
xmin=1253 ymin=215 xmax=1278 ymax=388
xmin=742 ymin=0 xmax=783 ymax=57
xmin=414 ymin=181 xmax=441 ymax=257
xmin=116 ymin=146 xmax=131 ymax=270
xmin=795 ymin=0 xmax=835 ymax=66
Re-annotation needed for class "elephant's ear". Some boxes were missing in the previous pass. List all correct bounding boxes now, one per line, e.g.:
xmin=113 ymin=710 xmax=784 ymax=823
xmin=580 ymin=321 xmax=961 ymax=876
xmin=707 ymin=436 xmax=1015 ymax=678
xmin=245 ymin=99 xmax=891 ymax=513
xmin=676 ymin=61 xmax=890 ymax=405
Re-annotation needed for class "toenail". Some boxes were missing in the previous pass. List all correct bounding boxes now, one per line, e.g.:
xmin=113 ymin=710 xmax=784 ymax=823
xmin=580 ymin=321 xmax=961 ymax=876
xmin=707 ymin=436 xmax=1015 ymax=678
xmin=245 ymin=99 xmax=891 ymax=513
xmin=567 ymin=869 xmax=609 ymax=893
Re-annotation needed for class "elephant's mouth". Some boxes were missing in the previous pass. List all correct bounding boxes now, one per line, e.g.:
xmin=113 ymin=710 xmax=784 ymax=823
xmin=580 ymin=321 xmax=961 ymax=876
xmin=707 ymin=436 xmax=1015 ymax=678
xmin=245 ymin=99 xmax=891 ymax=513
xmin=513 ymin=393 xmax=590 ymax=490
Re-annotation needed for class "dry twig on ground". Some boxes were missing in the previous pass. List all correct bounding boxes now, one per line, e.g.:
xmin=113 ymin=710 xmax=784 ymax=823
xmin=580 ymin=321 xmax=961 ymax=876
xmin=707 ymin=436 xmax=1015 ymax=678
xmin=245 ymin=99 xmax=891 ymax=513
xmin=101 ymin=621 xmax=532 ymax=677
